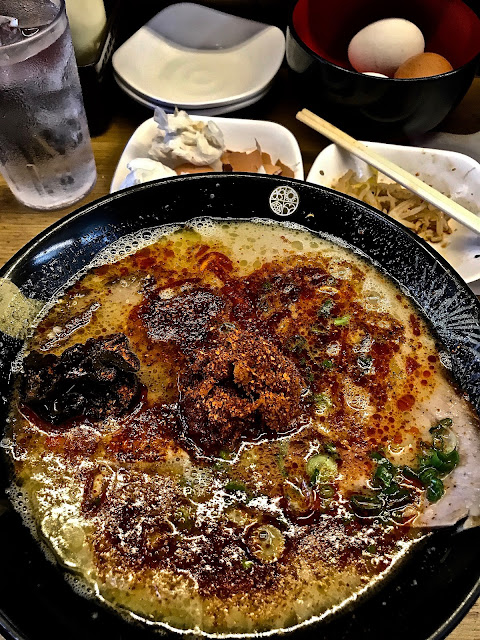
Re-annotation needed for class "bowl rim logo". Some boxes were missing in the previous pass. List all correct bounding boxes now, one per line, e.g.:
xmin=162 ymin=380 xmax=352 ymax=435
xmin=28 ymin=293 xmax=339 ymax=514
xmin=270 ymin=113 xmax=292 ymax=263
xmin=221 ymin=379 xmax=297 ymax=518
xmin=269 ymin=186 xmax=299 ymax=216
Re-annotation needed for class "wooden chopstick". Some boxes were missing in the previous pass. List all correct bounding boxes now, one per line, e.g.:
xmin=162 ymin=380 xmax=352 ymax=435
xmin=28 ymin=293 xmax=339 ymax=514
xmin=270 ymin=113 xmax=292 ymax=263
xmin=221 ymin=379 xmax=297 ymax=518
xmin=296 ymin=108 xmax=480 ymax=237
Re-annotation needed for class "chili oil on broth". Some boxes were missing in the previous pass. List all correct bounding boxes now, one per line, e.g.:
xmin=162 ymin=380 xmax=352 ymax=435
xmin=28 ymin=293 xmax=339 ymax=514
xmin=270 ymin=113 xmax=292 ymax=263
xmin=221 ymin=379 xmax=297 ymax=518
xmin=5 ymin=219 xmax=477 ymax=635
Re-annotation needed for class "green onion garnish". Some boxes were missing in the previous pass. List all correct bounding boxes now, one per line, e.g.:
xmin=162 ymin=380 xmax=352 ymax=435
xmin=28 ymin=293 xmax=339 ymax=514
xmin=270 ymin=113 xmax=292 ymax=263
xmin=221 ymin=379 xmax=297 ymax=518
xmin=318 ymin=299 xmax=334 ymax=317
xmin=333 ymin=315 xmax=350 ymax=326
xmin=313 ymin=393 xmax=332 ymax=411
xmin=357 ymin=355 xmax=373 ymax=373
xmin=426 ymin=476 xmax=444 ymax=502
xmin=324 ymin=442 xmax=339 ymax=459
xmin=286 ymin=335 xmax=307 ymax=352
xmin=350 ymin=494 xmax=383 ymax=517
xmin=241 ymin=558 xmax=254 ymax=570
xmin=225 ymin=480 xmax=247 ymax=493
xmin=306 ymin=453 xmax=338 ymax=485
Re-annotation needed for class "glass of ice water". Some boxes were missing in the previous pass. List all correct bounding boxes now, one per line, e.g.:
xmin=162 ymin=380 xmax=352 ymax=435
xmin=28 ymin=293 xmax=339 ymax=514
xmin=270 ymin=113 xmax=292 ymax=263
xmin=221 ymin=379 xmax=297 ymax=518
xmin=0 ymin=0 xmax=97 ymax=210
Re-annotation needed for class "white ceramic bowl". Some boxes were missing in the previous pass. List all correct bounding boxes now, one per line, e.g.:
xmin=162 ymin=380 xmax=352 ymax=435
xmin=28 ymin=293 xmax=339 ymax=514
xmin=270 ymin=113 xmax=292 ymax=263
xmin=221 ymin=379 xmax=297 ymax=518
xmin=307 ymin=142 xmax=480 ymax=285
xmin=112 ymin=2 xmax=285 ymax=110
xmin=111 ymin=115 xmax=304 ymax=192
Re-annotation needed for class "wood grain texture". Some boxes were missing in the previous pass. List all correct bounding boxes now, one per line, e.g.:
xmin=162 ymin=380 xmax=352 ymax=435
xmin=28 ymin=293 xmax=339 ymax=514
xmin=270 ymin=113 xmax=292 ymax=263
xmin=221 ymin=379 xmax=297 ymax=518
xmin=449 ymin=604 xmax=480 ymax=640
xmin=0 ymin=72 xmax=479 ymax=640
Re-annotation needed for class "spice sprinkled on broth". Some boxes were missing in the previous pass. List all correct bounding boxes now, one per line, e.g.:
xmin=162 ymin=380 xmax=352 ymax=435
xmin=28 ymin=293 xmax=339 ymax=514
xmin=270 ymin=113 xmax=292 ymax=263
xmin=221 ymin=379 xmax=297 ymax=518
xmin=5 ymin=219 xmax=480 ymax=635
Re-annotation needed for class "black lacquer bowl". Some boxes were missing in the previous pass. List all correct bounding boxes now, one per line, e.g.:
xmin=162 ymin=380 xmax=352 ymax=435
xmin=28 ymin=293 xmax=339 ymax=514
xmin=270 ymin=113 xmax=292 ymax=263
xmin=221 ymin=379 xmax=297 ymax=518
xmin=1 ymin=174 xmax=480 ymax=640
xmin=286 ymin=0 xmax=480 ymax=138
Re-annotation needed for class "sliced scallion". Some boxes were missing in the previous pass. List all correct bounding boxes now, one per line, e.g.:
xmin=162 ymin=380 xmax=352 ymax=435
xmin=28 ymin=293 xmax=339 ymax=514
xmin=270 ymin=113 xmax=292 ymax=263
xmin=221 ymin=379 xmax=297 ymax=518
xmin=350 ymin=494 xmax=383 ymax=517
xmin=225 ymin=480 xmax=247 ymax=493
xmin=318 ymin=299 xmax=334 ymax=317
xmin=219 ymin=322 xmax=237 ymax=333
xmin=311 ymin=324 xmax=327 ymax=335
xmin=420 ymin=449 xmax=459 ymax=474
xmin=357 ymin=355 xmax=373 ymax=374
xmin=324 ymin=442 xmax=340 ymax=459
xmin=429 ymin=418 xmax=456 ymax=454
xmin=333 ymin=315 xmax=350 ymax=326
xmin=306 ymin=454 xmax=338 ymax=485
xmin=286 ymin=335 xmax=307 ymax=352
xmin=313 ymin=392 xmax=332 ymax=411
xmin=317 ymin=483 xmax=335 ymax=498
xmin=426 ymin=476 xmax=444 ymax=503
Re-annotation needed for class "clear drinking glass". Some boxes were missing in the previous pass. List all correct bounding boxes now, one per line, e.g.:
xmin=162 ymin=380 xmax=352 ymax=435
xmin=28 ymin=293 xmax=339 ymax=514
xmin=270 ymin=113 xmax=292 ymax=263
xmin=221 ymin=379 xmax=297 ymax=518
xmin=0 ymin=0 xmax=97 ymax=210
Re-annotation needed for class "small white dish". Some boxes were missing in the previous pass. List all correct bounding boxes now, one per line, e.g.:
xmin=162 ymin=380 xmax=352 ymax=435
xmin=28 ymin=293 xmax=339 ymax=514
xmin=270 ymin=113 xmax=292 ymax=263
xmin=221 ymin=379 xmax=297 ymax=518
xmin=420 ymin=130 xmax=480 ymax=166
xmin=113 ymin=72 xmax=272 ymax=116
xmin=111 ymin=115 xmax=304 ymax=193
xmin=112 ymin=3 xmax=285 ymax=110
xmin=307 ymin=142 xmax=480 ymax=284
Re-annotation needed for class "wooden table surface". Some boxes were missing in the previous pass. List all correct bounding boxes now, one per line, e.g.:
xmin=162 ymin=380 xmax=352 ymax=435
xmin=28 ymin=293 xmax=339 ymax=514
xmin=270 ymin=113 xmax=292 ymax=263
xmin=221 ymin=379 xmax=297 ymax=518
xmin=0 ymin=71 xmax=479 ymax=640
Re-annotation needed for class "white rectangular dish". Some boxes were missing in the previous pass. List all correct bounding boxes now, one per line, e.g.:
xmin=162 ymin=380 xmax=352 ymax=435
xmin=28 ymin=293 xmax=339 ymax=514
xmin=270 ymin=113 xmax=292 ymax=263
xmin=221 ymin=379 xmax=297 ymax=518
xmin=111 ymin=115 xmax=304 ymax=192
xmin=307 ymin=142 xmax=480 ymax=285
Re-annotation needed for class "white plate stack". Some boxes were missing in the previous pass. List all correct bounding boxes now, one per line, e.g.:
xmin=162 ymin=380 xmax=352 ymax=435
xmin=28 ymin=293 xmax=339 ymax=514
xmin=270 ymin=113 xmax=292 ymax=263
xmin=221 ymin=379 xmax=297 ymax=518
xmin=113 ymin=3 xmax=286 ymax=115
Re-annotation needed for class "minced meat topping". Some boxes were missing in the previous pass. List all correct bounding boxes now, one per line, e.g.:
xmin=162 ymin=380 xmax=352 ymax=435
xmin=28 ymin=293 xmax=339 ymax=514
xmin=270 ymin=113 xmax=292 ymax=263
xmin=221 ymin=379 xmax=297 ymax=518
xmin=179 ymin=329 xmax=305 ymax=455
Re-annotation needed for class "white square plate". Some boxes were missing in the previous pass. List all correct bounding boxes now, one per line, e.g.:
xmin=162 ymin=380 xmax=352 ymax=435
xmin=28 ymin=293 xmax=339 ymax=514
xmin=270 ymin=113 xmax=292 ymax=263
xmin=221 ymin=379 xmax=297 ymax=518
xmin=112 ymin=2 xmax=285 ymax=109
xmin=111 ymin=115 xmax=304 ymax=193
xmin=307 ymin=142 xmax=480 ymax=285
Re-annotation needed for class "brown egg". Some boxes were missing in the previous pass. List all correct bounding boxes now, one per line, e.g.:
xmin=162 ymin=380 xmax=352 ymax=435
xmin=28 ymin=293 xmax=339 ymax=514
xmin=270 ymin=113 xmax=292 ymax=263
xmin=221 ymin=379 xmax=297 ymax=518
xmin=394 ymin=52 xmax=453 ymax=78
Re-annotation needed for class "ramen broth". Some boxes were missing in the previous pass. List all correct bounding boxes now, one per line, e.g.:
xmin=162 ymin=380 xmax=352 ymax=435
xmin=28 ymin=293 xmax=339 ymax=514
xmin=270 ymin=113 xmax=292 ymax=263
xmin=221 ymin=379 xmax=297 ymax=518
xmin=5 ymin=219 xmax=480 ymax=635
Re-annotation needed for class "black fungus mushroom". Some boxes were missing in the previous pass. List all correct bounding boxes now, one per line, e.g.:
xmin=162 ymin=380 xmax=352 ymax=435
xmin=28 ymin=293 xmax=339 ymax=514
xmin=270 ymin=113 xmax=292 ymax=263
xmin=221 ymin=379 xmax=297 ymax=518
xmin=21 ymin=333 xmax=141 ymax=425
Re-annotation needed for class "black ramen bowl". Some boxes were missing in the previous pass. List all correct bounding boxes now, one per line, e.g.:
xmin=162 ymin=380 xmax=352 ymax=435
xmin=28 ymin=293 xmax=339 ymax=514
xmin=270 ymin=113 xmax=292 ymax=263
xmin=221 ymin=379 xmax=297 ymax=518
xmin=286 ymin=0 xmax=480 ymax=139
xmin=1 ymin=174 xmax=480 ymax=640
